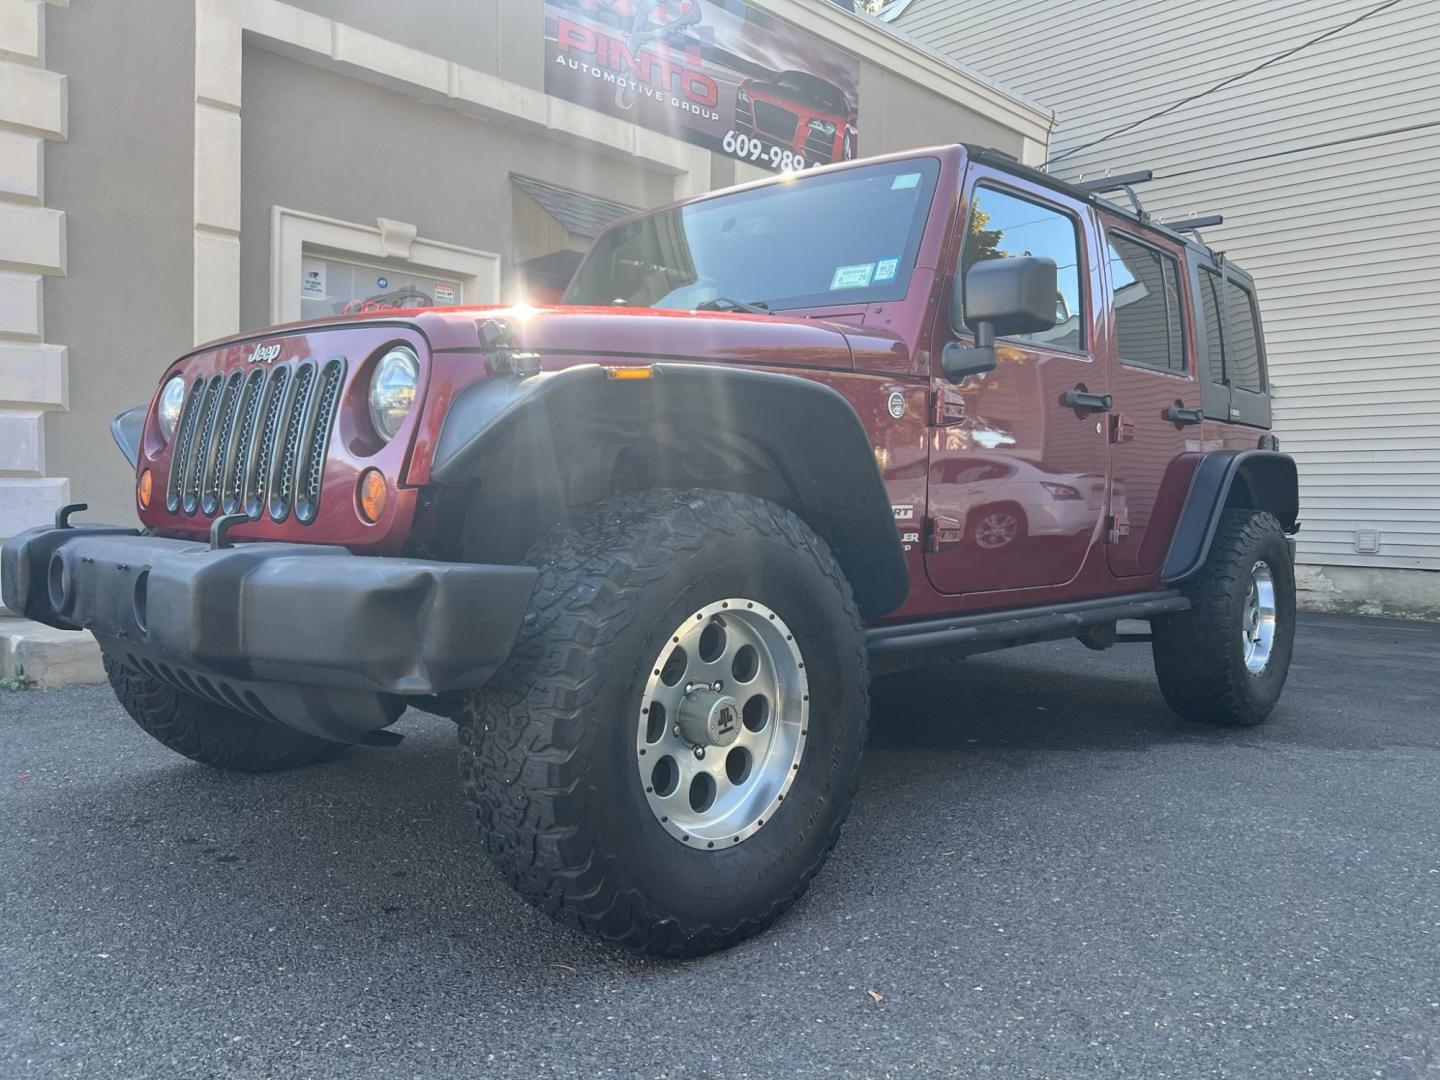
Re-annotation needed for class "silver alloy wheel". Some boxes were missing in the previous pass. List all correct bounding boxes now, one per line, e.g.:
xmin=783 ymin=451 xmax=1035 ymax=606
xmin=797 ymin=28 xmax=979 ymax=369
xmin=974 ymin=511 xmax=1020 ymax=550
xmin=1242 ymin=561 xmax=1278 ymax=674
xmin=636 ymin=598 xmax=808 ymax=848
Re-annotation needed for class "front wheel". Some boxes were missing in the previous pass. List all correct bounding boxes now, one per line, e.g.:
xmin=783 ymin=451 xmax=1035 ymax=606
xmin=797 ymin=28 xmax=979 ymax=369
xmin=459 ymin=489 xmax=868 ymax=957
xmin=1151 ymin=509 xmax=1296 ymax=726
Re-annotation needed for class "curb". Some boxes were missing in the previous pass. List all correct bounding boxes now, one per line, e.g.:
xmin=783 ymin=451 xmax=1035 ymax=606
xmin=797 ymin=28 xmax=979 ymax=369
xmin=0 ymin=615 xmax=106 ymax=689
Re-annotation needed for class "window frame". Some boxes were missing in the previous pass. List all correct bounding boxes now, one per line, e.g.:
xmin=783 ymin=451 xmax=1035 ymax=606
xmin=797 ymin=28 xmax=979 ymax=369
xmin=1104 ymin=227 xmax=1189 ymax=376
xmin=269 ymin=206 xmax=499 ymax=325
xmin=959 ymin=180 xmax=1091 ymax=357
xmin=1222 ymin=276 xmax=1268 ymax=396
xmin=1186 ymin=248 xmax=1272 ymax=427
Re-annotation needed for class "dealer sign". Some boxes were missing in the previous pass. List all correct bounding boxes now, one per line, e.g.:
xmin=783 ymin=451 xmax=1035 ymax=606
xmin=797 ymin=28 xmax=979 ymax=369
xmin=545 ymin=0 xmax=860 ymax=173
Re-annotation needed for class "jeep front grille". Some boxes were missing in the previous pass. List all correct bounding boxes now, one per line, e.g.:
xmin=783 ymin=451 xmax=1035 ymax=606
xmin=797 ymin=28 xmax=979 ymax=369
xmin=164 ymin=375 xmax=207 ymax=514
xmin=182 ymin=375 xmax=224 ymax=515
xmin=221 ymin=367 xmax=268 ymax=516
xmin=297 ymin=359 xmax=344 ymax=524
xmin=164 ymin=356 xmax=346 ymax=526
xmin=201 ymin=370 xmax=246 ymax=516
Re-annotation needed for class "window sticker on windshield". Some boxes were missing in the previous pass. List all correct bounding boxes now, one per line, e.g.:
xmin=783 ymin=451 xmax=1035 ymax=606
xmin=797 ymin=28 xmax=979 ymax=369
xmin=874 ymin=257 xmax=900 ymax=282
xmin=830 ymin=263 xmax=875 ymax=290
xmin=891 ymin=173 xmax=922 ymax=190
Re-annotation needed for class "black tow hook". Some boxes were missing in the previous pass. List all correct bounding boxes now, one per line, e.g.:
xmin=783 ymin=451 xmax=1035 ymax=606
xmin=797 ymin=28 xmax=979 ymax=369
xmin=209 ymin=513 xmax=250 ymax=550
xmin=55 ymin=502 xmax=88 ymax=529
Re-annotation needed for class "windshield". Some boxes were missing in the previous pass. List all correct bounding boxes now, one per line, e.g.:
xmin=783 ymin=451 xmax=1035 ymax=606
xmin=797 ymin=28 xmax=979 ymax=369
xmin=563 ymin=158 xmax=940 ymax=313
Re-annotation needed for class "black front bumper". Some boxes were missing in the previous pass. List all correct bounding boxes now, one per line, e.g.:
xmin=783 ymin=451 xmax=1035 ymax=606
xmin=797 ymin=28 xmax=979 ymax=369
xmin=1 ymin=525 xmax=537 ymax=742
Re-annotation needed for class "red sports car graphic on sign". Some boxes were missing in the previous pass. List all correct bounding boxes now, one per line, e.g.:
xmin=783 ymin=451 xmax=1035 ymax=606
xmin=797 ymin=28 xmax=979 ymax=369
xmin=735 ymin=69 xmax=857 ymax=165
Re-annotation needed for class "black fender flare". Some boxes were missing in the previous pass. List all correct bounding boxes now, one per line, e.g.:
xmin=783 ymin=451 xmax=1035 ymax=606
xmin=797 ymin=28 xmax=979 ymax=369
xmin=428 ymin=362 xmax=909 ymax=620
xmin=1161 ymin=449 xmax=1298 ymax=584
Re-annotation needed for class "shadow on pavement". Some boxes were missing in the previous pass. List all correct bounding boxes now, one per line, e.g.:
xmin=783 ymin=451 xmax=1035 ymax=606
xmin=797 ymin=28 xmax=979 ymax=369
xmin=868 ymin=648 xmax=1225 ymax=753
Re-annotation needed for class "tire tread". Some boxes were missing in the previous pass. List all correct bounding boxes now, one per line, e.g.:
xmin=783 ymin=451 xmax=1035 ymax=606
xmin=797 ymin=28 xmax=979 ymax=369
xmin=1152 ymin=509 xmax=1294 ymax=727
xmin=104 ymin=654 xmax=344 ymax=772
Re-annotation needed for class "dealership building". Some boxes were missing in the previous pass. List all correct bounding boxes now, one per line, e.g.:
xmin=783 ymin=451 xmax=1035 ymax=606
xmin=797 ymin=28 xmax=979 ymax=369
xmin=0 ymin=0 xmax=1050 ymax=542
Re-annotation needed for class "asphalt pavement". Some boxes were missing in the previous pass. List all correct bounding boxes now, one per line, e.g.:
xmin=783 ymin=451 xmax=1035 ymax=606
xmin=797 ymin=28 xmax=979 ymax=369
xmin=3 ymin=613 xmax=1437 ymax=1079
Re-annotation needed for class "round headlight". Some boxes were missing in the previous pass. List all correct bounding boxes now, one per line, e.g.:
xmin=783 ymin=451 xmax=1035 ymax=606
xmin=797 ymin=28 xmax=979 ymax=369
xmin=368 ymin=346 xmax=419 ymax=442
xmin=157 ymin=376 xmax=186 ymax=443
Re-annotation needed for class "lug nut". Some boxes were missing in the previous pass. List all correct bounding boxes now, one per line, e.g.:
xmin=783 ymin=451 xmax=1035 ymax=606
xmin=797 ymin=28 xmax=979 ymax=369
xmin=693 ymin=746 xmax=706 ymax=760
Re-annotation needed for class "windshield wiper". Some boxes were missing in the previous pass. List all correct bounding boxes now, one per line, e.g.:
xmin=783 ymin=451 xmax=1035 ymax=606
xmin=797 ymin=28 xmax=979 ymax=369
xmin=695 ymin=297 xmax=771 ymax=314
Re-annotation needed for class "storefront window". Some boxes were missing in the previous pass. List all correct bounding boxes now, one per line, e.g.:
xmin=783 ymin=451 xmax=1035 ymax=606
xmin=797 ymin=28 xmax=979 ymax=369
xmin=299 ymin=255 xmax=463 ymax=319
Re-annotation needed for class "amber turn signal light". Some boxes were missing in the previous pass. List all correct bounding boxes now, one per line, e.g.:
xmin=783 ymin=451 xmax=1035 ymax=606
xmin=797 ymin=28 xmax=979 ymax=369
xmin=357 ymin=468 xmax=387 ymax=523
xmin=604 ymin=366 xmax=654 ymax=380
xmin=137 ymin=469 xmax=153 ymax=509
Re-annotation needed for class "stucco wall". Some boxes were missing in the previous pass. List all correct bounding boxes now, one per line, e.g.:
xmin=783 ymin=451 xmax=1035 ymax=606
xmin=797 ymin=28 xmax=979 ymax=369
xmin=857 ymin=60 xmax=1025 ymax=160
xmin=291 ymin=0 xmax=544 ymax=92
xmin=42 ymin=0 xmax=195 ymax=527
xmin=237 ymin=45 xmax=676 ymax=330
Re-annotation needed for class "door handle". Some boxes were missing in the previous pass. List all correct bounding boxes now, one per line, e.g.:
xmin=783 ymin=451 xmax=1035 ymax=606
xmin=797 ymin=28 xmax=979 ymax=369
xmin=1165 ymin=404 xmax=1204 ymax=426
xmin=1063 ymin=388 xmax=1113 ymax=414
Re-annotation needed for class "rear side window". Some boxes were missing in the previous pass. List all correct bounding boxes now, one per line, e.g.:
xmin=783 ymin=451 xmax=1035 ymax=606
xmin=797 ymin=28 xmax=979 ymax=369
xmin=1200 ymin=268 xmax=1226 ymax=383
xmin=1107 ymin=233 xmax=1186 ymax=373
xmin=961 ymin=185 xmax=1085 ymax=352
xmin=1225 ymin=280 xmax=1265 ymax=393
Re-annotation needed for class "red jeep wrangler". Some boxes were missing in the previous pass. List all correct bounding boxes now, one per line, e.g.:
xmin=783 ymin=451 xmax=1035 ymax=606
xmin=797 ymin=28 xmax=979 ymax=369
xmin=2 ymin=145 xmax=1298 ymax=956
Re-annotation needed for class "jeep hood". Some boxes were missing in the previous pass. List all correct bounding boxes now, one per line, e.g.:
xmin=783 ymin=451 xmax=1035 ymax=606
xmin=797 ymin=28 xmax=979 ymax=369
xmin=174 ymin=303 xmax=868 ymax=376
xmin=452 ymin=305 xmax=856 ymax=370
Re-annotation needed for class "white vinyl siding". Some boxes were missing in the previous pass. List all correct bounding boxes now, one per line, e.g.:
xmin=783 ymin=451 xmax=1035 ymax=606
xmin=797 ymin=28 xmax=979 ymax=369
xmin=895 ymin=0 xmax=1440 ymax=572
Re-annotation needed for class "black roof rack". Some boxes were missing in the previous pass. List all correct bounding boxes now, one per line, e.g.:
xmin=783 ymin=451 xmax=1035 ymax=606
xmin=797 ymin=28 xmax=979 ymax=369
xmin=1075 ymin=170 xmax=1154 ymax=194
xmin=1169 ymin=214 xmax=1224 ymax=232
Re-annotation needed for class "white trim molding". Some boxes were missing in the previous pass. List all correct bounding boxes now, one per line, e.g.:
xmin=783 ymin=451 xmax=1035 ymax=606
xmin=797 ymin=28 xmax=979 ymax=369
xmin=269 ymin=207 xmax=500 ymax=325
xmin=0 ymin=0 xmax=66 ymax=538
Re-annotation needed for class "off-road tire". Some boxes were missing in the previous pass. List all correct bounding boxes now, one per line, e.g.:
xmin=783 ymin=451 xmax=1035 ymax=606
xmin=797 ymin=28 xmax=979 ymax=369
xmin=103 ymin=655 xmax=345 ymax=771
xmin=1151 ymin=509 xmax=1295 ymax=727
xmin=459 ymin=489 xmax=868 ymax=957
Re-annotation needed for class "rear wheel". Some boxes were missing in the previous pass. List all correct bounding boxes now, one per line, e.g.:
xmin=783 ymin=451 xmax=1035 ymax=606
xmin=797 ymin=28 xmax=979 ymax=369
xmin=459 ymin=489 xmax=867 ymax=957
xmin=103 ymin=655 xmax=344 ymax=771
xmin=1151 ymin=509 xmax=1295 ymax=726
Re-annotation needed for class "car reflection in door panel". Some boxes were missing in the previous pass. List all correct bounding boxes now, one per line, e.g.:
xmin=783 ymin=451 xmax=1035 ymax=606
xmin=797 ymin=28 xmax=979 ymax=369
xmin=937 ymin=454 xmax=1107 ymax=551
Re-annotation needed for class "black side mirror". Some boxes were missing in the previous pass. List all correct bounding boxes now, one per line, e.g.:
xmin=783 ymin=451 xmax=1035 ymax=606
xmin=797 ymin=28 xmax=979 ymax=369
xmin=941 ymin=256 xmax=1059 ymax=383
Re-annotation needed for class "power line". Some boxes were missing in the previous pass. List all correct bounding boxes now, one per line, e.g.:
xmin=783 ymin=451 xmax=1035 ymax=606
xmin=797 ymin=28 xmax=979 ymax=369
xmin=1154 ymin=118 xmax=1440 ymax=181
xmin=1044 ymin=0 xmax=1405 ymax=168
